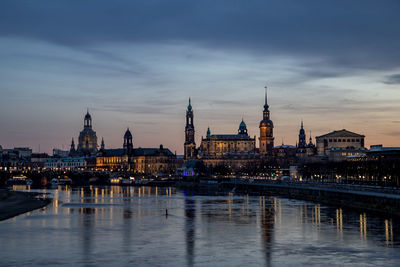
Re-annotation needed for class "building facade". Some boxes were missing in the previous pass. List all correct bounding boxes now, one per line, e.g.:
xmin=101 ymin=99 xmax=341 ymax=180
xmin=316 ymin=129 xmax=365 ymax=161
xmin=45 ymin=157 xmax=86 ymax=170
xmin=200 ymin=120 xmax=256 ymax=156
xmin=96 ymin=128 xmax=177 ymax=175
xmin=133 ymin=146 xmax=176 ymax=175
xmin=199 ymin=120 xmax=257 ymax=169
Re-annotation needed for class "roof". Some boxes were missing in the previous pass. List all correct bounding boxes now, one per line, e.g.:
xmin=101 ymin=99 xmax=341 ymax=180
xmin=316 ymin=129 xmax=364 ymax=139
xmin=46 ymin=157 xmax=86 ymax=163
xmin=207 ymin=134 xmax=253 ymax=140
xmin=275 ymin=145 xmax=296 ymax=149
xmin=368 ymin=145 xmax=400 ymax=152
xmin=99 ymin=149 xmax=125 ymax=157
xmin=98 ymin=147 xmax=175 ymax=157
xmin=133 ymin=147 xmax=174 ymax=156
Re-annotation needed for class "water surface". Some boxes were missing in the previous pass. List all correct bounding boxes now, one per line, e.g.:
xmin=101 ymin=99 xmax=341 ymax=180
xmin=0 ymin=186 xmax=399 ymax=266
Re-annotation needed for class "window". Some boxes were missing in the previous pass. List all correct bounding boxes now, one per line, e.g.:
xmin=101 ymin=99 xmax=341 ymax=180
xmin=347 ymin=139 xmax=350 ymax=142
xmin=329 ymin=139 xmax=332 ymax=142
xmin=338 ymin=139 xmax=341 ymax=142
xmin=356 ymin=139 xmax=359 ymax=142
xmin=352 ymin=139 xmax=355 ymax=142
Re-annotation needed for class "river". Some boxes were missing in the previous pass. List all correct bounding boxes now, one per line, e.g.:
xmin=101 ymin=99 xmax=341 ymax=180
xmin=0 ymin=185 xmax=399 ymax=266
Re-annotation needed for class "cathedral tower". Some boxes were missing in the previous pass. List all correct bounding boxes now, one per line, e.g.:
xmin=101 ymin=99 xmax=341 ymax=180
xmin=298 ymin=120 xmax=306 ymax=148
xmin=123 ymin=128 xmax=133 ymax=156
xmin=259 ymin=87 xmax=274 ymax=157
xmin=184 ymin=98 xmax=196 ymax=160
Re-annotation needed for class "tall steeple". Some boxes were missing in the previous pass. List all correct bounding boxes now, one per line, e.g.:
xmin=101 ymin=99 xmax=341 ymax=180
xmin=184 ymin=98 xmax=196 ymax=160
xmin=123 ymin=127 xmax=133 ymax=155
xmin=259 ymin=85 xmax=274 ymax=157
xmin=263 ymin=86 xmax=270 ymax=121
xmin=70 ymin=138 xmax=75 ymax=151
xmin=298 ymin=120 xmax=306 ymax=148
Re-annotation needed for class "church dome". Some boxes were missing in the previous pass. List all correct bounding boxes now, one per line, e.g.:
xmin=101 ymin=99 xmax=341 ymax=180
xmin=238 ymin=119 xmax=248 ymax=135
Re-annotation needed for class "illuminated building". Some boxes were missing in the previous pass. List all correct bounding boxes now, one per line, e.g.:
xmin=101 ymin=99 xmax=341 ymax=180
xmin=45 ymin=157 xmax=86 ymax=170
xmin=184 ymin=98 xmax=196 ymax=160
xmin=259 ymin=87 xmax=274 ymax=158
xmin=199 ymin=120 xmax=257 ymax=169
xmin=132 ymin=145 xmax=176 ymax=175
xmin=316 ymin=129 xmax=366 ymax=161
xmin=96 ymin=128 xmax=133 ymax=171
xmin=183 ymin=88 xmax=274 ymax=170
xmin=96 ymin=128 xmax=177 ymax=175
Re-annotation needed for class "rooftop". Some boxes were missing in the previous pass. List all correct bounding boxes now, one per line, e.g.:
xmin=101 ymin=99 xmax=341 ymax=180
xmin=316 ymin=129 xmax=364 ymax=139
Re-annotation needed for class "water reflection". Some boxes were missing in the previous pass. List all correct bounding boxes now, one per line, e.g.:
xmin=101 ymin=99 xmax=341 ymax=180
xmin=260 ymin=197 xmax=274 ymax=267
xmin=1 ymin=186 xmax=400 ymax=266
xmin=185 ymin=194 xmax=196 ymax=267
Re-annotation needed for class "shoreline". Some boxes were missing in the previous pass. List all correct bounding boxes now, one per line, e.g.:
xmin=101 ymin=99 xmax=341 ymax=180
xmin=0 ymin=189 xmax=51 ymax=221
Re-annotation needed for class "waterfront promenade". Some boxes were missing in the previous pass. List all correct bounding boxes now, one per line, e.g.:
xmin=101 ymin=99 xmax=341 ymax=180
xmin=218 ymin=179 xmax=400 ymax=216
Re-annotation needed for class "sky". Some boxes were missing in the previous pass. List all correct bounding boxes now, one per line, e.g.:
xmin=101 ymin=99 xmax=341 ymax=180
xmin=1 ymin=0 xmax=400 ymax=154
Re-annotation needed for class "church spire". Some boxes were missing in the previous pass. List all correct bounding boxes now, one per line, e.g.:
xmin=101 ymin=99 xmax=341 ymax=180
xmin=70 ymin=138 xmax=75 ymax=150
xmin=264 ymin=85 xmax=269 ymax=110
xmin=101 ymin=137 xmax=105 ymax=150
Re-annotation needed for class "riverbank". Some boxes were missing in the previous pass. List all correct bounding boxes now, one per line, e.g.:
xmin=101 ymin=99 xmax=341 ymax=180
xmin=174 ymin=179 xmax=400 ymax=217
xmin=0 ymin=189 xmax=51 ymax=221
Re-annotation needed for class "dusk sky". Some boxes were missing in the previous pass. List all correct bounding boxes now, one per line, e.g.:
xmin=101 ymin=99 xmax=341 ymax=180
xmin=1 ymin=0 xmax=400 ymax=154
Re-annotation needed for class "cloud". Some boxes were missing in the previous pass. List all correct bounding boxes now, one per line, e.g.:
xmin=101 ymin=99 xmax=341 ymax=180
xmin=1 ymin=1 xmax=400 ymax=152
xmin=1 ymin=0 xmax=400 ymax=71
xmin=383 ymin=74 xmax=400 ymax=84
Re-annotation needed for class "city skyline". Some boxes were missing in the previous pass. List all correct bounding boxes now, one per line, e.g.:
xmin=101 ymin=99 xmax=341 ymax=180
xmin=0 ymin=94 xmax=394 ymax=155
xmin=1 ymin=1 xmax=400 ymax=154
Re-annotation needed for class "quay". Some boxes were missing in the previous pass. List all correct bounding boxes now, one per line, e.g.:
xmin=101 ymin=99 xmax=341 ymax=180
xmin=217 ymin=179 xmax=400 ymax=216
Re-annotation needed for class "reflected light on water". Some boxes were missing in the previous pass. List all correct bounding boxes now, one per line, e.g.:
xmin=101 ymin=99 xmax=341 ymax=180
xmin=360 ymin=213 xmax=367 ymax=240
xmin=1 ymin=186 xmax=400 ymax=266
